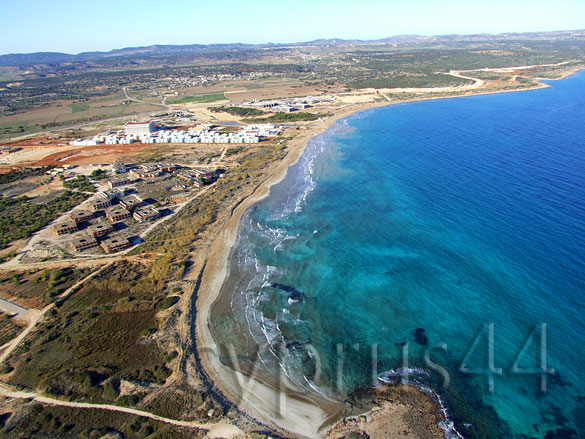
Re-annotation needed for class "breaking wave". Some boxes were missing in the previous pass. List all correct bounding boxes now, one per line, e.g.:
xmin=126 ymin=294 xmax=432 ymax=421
xmin=225 ymin=123 xmax=348 ymax=393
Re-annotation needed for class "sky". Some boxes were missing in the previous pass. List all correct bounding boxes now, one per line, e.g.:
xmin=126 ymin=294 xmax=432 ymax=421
xmin=1 ymin=0 xmax=585 ymax=55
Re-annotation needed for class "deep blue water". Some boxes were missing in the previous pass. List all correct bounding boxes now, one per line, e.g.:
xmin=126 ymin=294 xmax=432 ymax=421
xmin=213 ymin=72 xmax=585 ymax=438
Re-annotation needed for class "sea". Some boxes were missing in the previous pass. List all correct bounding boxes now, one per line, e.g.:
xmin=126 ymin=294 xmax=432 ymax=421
xmin=211 ymin=71 xmax=585 ymax=439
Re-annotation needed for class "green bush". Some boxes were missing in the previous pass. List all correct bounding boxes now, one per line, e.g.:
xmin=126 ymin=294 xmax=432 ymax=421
xmin=139 ymin=328 xmax=157 ymax=336
xmin=0 ymin=364 xmax=14 ymax=374
xmin=62 ymin=175 xmax=96 ymax=192
xmin=117 ymin=394 xmax=139 ymax=407
xmin=90 ymin=169 xmax=108 ymax=180
xmin=246 ymin=111 xmax=330 ymax=123
xmin=212 ymin=106 xmax=264 ymax=117
xmin=225 ymin=146 xmax=245 ymax=156
xmin=157 ymin=296 xmax=180 ymax=310
xmin=102 ymin=379 xmax=120 ymax=401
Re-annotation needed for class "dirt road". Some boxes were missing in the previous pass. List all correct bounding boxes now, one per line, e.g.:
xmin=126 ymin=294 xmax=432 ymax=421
xmin=0 ymin=384 xmax=241 ymax=438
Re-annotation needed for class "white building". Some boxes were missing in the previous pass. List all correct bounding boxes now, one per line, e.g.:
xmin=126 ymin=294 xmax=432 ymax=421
xmin=104 ymin=135 xmax=135 ymax=145
xmin=112 ymin=163 xmax=127 ymax=174
xmin=69 ymin=138 xmax=101 ymax=146
xmin=242 ymin=124 xmax=282 ymax=137
xmin=140 ymin=129 xmax=259 ymax=145
xmin=124 ymin=121 xmax=155 ymax=136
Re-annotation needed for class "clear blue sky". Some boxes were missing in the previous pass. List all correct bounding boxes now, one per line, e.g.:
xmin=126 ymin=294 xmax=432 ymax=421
xmin=1 ymin=0 xmax=584 ymax=55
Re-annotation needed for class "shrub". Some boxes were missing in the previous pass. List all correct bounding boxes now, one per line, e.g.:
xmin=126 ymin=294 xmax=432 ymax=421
xmin=102 ymin=379 xmax=120 ymax=401
xmin=157 ymin=296 xmax=180 ymax=310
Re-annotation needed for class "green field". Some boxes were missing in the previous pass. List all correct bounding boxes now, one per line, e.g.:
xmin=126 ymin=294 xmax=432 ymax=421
xmin=167 ymin=92 xmax=227 ymax=104
xmin=243 ymin=83 xmax=265 ymax=89
xmin=0 ymin=400 xmax=204 ymax=439
xmin=70 ymin=102 xmax=90 ymax=113
xmin=0 ymin=267 xmax=92 ymax=307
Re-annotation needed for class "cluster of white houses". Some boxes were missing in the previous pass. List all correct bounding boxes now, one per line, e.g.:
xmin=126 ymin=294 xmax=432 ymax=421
xmin=140 ymin=129 xmax=260 ymax=144
xmin=70 ymin=122 xmax=281 ymax=146
xmin=243 ymin=96 xmax=334 ymax=113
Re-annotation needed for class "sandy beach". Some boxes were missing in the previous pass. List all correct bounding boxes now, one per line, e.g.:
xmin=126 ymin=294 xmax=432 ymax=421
xmin=194 ymin=102 xmax=386 ymax=438
xmin=192 ymin=65 xmax=583 ymax=438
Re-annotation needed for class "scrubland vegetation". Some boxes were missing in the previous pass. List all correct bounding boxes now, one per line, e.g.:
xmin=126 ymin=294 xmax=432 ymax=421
xmin=0 ymin=191 xmax=90 ymax=249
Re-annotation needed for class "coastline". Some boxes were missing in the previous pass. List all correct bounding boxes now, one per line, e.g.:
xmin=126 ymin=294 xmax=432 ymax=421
xmin=192 ymin=68 xmax=583 ymax=438
xmin=194 ymin=101 xmax=387 ymax=438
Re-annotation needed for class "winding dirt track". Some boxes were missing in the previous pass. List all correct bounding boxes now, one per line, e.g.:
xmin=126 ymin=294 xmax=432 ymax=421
xmin=0 ymin=263 xmax=242 ymax=438
xmin=447 ymin=70 xmax=485 ymax=88
xmin=0 ymin=384 xmax=241 ymax=438
xmin=0 ymin=265 xmax=108 ymax=365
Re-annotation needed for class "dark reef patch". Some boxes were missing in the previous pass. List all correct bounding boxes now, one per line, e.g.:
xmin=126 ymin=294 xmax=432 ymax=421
xmin=413 ymin=328 xmax=428 ymax=345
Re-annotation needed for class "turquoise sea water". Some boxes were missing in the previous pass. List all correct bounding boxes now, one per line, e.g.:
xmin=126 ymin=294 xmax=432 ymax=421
xmin=213 ymin=72 xmax=585 ymax=439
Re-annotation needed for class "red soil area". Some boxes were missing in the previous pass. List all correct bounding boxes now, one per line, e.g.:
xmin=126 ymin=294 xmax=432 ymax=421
xmin=6 ymin=136 xmax=66 ymax=147
xmin=33 ymin=142 xmax=153 ymax=166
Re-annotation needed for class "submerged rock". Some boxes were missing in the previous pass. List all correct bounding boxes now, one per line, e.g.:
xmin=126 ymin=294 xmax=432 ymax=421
xmin=413 ymin=328 xmax=429 ymax=345
xmin=285 ymin=340 xmax=310 ymax=349
xmin=271 ymin=282 xmax=305 ymax=301
xmin=544 ymin=427 xmax=578 ymax=439
xmin=548 ymin=370 xmax=572 ymax=388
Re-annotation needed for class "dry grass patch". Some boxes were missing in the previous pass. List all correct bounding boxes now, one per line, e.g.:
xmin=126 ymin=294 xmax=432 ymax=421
xmin=5 ymin=262 xmax=175 ymax=404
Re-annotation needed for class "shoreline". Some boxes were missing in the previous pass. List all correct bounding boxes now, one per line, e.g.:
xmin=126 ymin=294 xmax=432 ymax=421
xmin=193 ymin=68 xmax=583 ymax=438
xmin=194 ymin=102 xmax=383 ymax=438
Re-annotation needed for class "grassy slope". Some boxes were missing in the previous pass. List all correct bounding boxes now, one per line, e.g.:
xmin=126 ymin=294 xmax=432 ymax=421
xmin=167 ymin=93 xmax=227 ymax=104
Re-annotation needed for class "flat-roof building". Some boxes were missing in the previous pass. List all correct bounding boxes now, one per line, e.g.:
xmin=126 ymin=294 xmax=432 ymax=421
xmin=124 ymin=121 xmax=155 ymax=136
xmin=131 ymin=165 xmax=163 ymax=179
xmin=91 ymin=199 xmax=111 ymax=212
xmin=69 ymin=210 xmax=94 ymax=224
xmin=133 ymin=207 xmax=161 ymax=223
xmin=112 ymin=162 xmax=127 ymax=174
xmin=70 ymin=234 xmax=99 ymax=252
xmin=194 ymin=168 xmax=218 ymax=183
xmin=106 ymin=206 xmax=132 ymax=223
xmin=88 ymin=219 xmax=114 ymax=237
xmin=108 ymin=177 xmax=131 ymax=189
xmin=55 ymin=220 xmax=78 ymax=236
xmin=177 ymin=170 xmax=203 ymax=186
xmin=119 ymin=195 xmax=144 ymax=212
xmin=157 ymin=163 xmax=177 ymax=173
xmin=100 ymin=189 xmax=125 ymax=201
xmin=100 ymin=236 xmax=131 ymax=254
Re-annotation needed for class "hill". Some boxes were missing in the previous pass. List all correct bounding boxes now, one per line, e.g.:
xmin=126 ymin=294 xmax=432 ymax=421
xmin=2 ymin=29 xmax=585 ymax=67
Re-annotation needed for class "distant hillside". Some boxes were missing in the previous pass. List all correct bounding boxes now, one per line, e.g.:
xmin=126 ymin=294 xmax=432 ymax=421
xmin=1 ymin=29 xmax=584 ymax=67
xmin=0 ymin=43 xmax=257 ymax=67
xmin=0 ymin=52 xmax=76 ymax=66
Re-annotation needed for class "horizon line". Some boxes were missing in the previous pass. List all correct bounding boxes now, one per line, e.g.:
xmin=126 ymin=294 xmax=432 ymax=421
xmin=2 ymin=27 xmax=585 ymax=57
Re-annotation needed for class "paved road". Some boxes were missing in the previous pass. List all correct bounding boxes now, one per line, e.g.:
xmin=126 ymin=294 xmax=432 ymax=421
xmin=0 ymin=298 xmax=32 ymax=320
xmin=123 ymin=87 xmax=169 ymax=109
